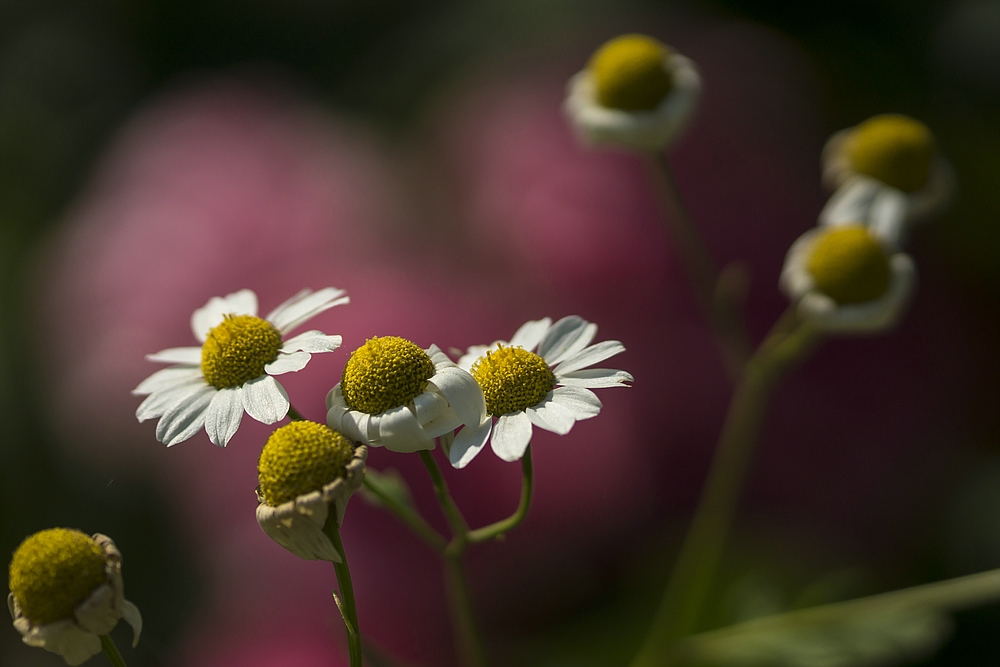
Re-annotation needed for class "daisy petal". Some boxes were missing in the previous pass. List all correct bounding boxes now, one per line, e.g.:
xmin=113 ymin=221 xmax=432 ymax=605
xmin=224 ymin=289 xmax=259 ymax=317
xmin=427 ymin=366 xmax=487 ymax=429
xmin=421 ymin=407 xmax=463 ymax=439
xmin=555 ymin=340 xmax=626 ymax=374
xmin=427 ymin=344 xmax=453 ymax=366
xmin=204 ymin=387 xmax=244 ymax=447
xmin=122 ymin=600 xmax=143 ymax=647
xmin=136 ymin=378 xmax=206 ymax=421
xmin=146 ymin=347 xmax=202 ymax=365
xmin=281 ymin=330 xmax=342 ymax=353
xmin=538 ymin=316 xmax=597 ymax=365
xmin=336 ymin=410 xmax=369 ymax=444
xmin=449 ymin=419 xmax=493 ymax=469
xmin=267 ymin=287 xmax=349 ymax=334
xmin=375 ymin=405 xmax=434 ymax=452
xmin=242 ymin=375 xmax=290 ymax=424
xmin=526 ymin=399 xmax=576 ymax=435
xmin=413 ymin=391 xmax=449 ymax=424
xmin=265 ymin=351 xmax=311 ymax=375
xmin=156 ymin=385 xmax=215 ymax=446
xmin=133 ymin=366 xmax=202 ymax=395
xmin=458 ymin=345 xmax=493 ymax=372
xmin=509 ymin=318 xmax=552 ymax=351
xmin=551 ymin=385 xmax=602 ymax=420
xmin=191 ymin=289 xmax=258 ymax=342
xmin=491 ymin=412 xmax=533 ymax=462
xmin=558 ymin=368 xmax=634 ymax=388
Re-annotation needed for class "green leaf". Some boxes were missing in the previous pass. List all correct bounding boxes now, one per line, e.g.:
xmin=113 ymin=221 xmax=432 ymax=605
xmin=360 ymin=467 xmax=415 ymax=510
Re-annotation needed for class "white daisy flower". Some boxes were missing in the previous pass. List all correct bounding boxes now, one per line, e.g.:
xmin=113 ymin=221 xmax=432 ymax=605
xmin=134 ymin=287 xmax=348 ymax=447
xmin=564 ymin=33 xmax=701 ymax=152
xmin=326 ymin=336 xmax=486 ymax=455
xmin=450 ymin=316 xmax=633 ymax=469
xmin=780 ymin=224 xmax=916 ymax=334
xmin=821 ymin=114 xmax=955 ymax=237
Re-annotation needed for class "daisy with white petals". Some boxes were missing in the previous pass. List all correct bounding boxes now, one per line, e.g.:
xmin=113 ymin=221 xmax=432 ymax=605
xmin=451 ymin=316 xmax=633 ymax=469
xmin=134 ymin=288 xmax=348 ymax=447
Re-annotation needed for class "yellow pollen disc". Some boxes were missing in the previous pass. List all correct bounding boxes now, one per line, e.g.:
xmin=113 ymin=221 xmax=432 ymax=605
xmin=471 ymin=346 xmax=556 ymax=417
xmin=341 ymin=336 xmax=435 ymax=415
xmin=808 ymin=226 xmax=891 ymax=305
xmin=845 ymin=114 xmax=935 ymax=192
xmin=9 ymin=528 xmax=108 ymax=625
xmin=201 ymin=314 xmax=283 ymax=389
xmin=257 ymin=421 xmax=355 ymax=506
xmin=589 ymin=34 xmax=674 ymax=112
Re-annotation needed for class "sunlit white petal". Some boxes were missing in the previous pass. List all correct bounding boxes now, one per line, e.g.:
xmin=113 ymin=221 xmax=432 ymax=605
xmin=526 ymin=399 xmax=576 ymax=435
xmin=509 ymin=317 xmax=552 ymax=351
xmin=550 ymin=385 xmax=602 ymax=420
xmin=145 ymin=347 xmax=202 ymax=365
xmin=449 ymin=420 xmax=493 ymax=469
xmin=265 ymin=351 xmax=311 ymax=375
xmin=555 ymin=340 xmax=626 ymax=374
xmin=491 ymin=412 xmax=533 ymax=462
xmin=204 ymin=387 xmax=244 ymax=447
xmin=281 ymin=330 xmax=342 ymax=353
xmin=557 ymin=368 xmax=634 ymax=388
xmin=242 ymin=375 xmax=289 ymax=424
xmin=156 ymin=385 xmax=215 ymax=446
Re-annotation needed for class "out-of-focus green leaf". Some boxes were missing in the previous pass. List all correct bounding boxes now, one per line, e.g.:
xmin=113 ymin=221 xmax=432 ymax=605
xmin=360 ymin=467 xmax=416 ymax=511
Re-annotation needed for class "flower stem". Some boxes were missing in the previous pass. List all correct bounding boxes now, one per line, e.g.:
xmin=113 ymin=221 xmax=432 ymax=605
xmin=418 ymin=450 xmax=471 ymax=537
xmin=630 ymin=312 xmax=821 ymax=667
xmin=323 ymin=517 xmax=364 ymax=667
xmin=468 ymin=446 xmax=534 ymax=543
xmin=361 ymin=476 xmax=449 ymax=552
xmin=646 ymin=153 xmax=753 ymax=381
xmin=100 ymin=635 xmax=127 ymax=667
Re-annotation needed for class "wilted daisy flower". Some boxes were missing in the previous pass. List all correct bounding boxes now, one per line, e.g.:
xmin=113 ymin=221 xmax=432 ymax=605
xmin=564 ymin=33 xmax=701 ymax=152
xmin=821 ymin=114 xmax=955 ymax=229
xmin=327 ymin=337 xmax=486 ymax=455
xmin=780 ymin=224 xmax=916 ymax=333
xmin=256 ymin=421 xmax=367 ymax=562
xmin=134 ymin=288 xmax=348 ymax=447
xmin=8 ymin=529 xmax=142 ymax=666
xmin=451 ymin=316 xmax=632 ymax=468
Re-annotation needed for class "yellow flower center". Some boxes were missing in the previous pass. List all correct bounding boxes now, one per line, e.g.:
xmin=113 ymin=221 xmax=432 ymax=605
xmin=808 ymin=226 xmax=891 ymax=305
xmin=257 ymin=421 xmax=356 ymax=506
xmin=201 ymin=314 xmax=283 ymax=389
xmin=589 ymin=34 xmax=674 ymax=112
xmin=471 ymin=346 xmax=556 ymax=416
xmin=845 ymin=114 xmax=935 ymax=193
xmin=341 ymin=336 xmax=435 ymax=415
xmin=9 ymin=528 xmax=108 ymax=625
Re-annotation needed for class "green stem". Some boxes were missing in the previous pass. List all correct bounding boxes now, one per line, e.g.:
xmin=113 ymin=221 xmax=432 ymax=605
xmin=646 ymin=153 xmax=753 ymax=381
xmin=468 ymin=446 xmax=534 ymax=543
xmin=100 ymin=635 xmax=127 ymax=667
xmin=361 ymin=476 xmax=448 ymax=552
xmin=287 ymin=404 xmax=306 ymax=421
xmin=324 ymin=517 xmax=363 ymax=667
xmin=630 ymin=314 xmax=821 ymax=667
xmin=418 ymin=450 xmax=471 ymax=537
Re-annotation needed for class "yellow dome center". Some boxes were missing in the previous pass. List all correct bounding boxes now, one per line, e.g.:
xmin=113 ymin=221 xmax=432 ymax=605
xmin=257 ymin=421 xmax=356 ymax=506
xmin=808 ymin=226 xmax=891 ymax=305
xmin=589 ymin=34 xmax=674 ymax=112
xmin=341 ymin=336 xmax=435 ymax=415
xmin=201 ymin=314 xmax=283 ymax=389
xmin=845 ymin=114 xmax=935 ymax=193
xmin=471 ymin=346 xmax=556 ymax=416
xmin=9 ymin=528 xmax=108 ymax=625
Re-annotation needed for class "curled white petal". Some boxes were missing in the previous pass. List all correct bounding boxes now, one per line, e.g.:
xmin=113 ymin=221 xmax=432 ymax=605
xmin=373 ymin=405 xmax=434 ymax=453
xmin=281 ymin=330 xmax=343 ymax=353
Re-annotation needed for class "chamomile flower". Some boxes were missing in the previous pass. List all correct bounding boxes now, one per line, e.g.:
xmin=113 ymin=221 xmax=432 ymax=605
xmin=326 ymin=337 xmax=486 ymax=455
xmin=134 ymin=288 xmax=348 ymax=447
xmin=451 ymin=316 xmax=632 ymax=469
xmin=780 ymin=224 xmax=916 ymax=334
xmin=8 ymin=529 xmax=142 ymax=666
xmin=256 ymin=421 xmax=367 ymax=562
xmin=564 ymin=33 xmax=701 ymax=152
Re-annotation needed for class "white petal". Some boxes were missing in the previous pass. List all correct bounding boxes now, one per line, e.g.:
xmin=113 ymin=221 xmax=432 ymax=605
xmin=133 ymin=366 xmax=202 ymax=395
xmin=265 ymin=350 xmax=311 ymax=375
xmin=491 ymin=412 xmax=533 ymax=462
xmin=281 ymin=330 xmax=343 ymax=353
xmin=224 ymin=289 xmax=259 ymax=317
xmin=557 ymin=368 xmax=634 ymax=388
xmin=509 ymin=317 xmax=552 ymax=351
xmin=145 ymin=347 xmax=202 ymax=365
xmin=156 ymin=385 xmax=215 ymax=446
xmin=241 ymin=375 xmax=290 ymax=424
xmin=413 ymin=391 xmax=449 ymax=423
xmin=555 ymin=340 xmax=626 ymax=374
xmin=457 ymin=345 xmax=494 ymax=372
xmin=121 ymin=599 xmax=143 ymax=647
xmin=538 ymin=316 xmax=597 ymax=365
xmin=267 ymin=287 xmax=349 ymax=334
xmin=421 ymin=407 xmax=463 ymax=439
xmin=375 ymin=405 xmax=434 ymax=453
xmin=818 ymin=175 xmax=880 ymax=227
xmin=526 ymin=398 xmax=576 ymax=435
xmin=336 ymin=409 xmax=370 ymax=444
xmin=204 ymin=387 xmax=244 ymax=447
xmin=426 ymin=344 xmax=454 ymax=366
xmin=136 ymin=378 xmax=206 ymax=421
xmin=449 ymin=419 xmax=493 ymax=469
xmin=427 ymin=367 xmax=486 ymax=428
xmin=551 ymin=386 xmax=602 ymax=420
xmin=191 ymin=289 xmax=258 ymax=342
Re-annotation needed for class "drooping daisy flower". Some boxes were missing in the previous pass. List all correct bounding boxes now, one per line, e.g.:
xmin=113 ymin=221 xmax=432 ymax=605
xmin=8 ymin=529 xmax=142 ymax=666
xmin=451 ymin=316 xmax=633 ymax=469
xmin=780 ymin=224 xmax=916 ymax=333
xmin=134 ymin=288 xmax=348 ymax=447
xmin=326 ymin=337 xmax=486 ymax=454
xmin=564 ymin=33 xmax=701 ymax=152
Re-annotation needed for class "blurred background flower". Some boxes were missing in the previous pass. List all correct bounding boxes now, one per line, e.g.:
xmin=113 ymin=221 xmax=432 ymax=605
xmin=1 ymin=1 xmax=998 ymax=666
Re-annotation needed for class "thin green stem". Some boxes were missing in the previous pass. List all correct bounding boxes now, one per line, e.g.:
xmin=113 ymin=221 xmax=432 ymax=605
xmin=287 ymin=404 xmax=306 ymax=421
xmin=468 ymin=446 xmax=534 ymax=543
xmin=418 ymin=450 xmax=471 ymax=537
xmin=324 ymin=517 xmax=363 ymax=667
xmin=630 ymin=314 xmax=821 ymax=667
xmin=100 ymin=635 xmax=127 ymax=667
xmin=361 ymin=476 xmax=448 ymax=552
xmin=444 ymin=554 xmax=489 ymax=667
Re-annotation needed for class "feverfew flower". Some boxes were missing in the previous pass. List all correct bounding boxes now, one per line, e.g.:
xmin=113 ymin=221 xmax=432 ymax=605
xmin=134 ymin=288 xmax=348 ymax=447
xmin=256 ymin=421 xmax=367 ymax=562
xmin=564 ymin=33 xmax=700 ymax=152
xmin=327 ymin=337 xmax=486 ymax=454
xmin=780 ymin=224 xmax=916 ymax=334
xmin=452 ymin=316 xmax=632 ymax=468
xmin=8 ymin=529 xmax=142 ymax=666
